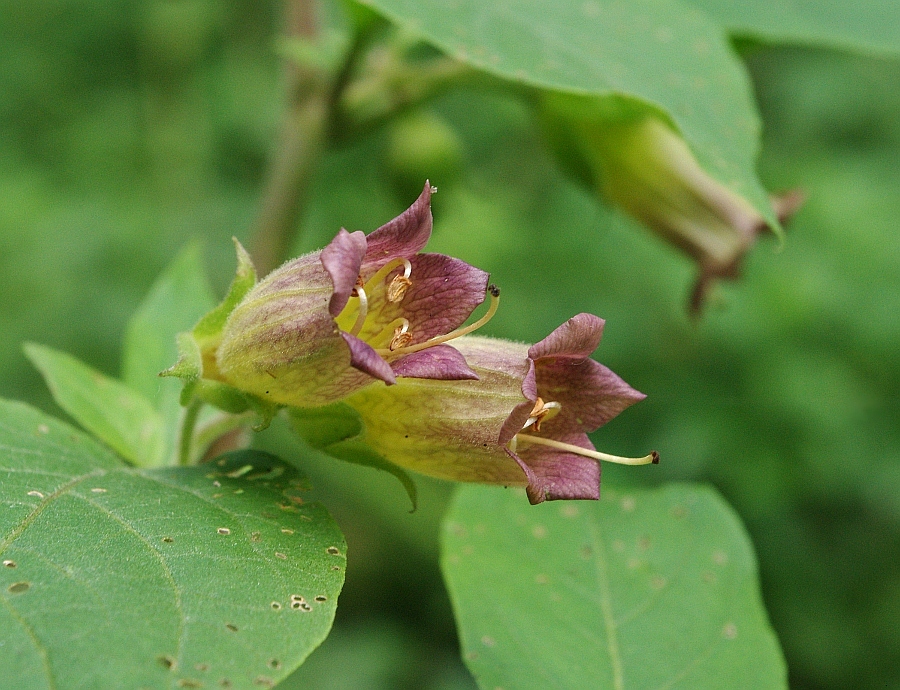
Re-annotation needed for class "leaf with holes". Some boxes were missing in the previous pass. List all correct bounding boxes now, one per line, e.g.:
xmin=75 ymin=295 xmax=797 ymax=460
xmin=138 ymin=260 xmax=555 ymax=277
xmin=0 ymin=399 xmax=345 ymax=689
xmin=442 ymin=483 xmax=787 ymax=689
xmin=359 ymin=0 xmax=775 ymax=226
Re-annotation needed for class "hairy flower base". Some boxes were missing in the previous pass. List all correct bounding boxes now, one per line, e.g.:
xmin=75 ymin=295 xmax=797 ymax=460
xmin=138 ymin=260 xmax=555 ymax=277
xmin=346 ymin=314 xmax=656 ymax=503
xmin=213 ymin=183 xmax=495 ymax=407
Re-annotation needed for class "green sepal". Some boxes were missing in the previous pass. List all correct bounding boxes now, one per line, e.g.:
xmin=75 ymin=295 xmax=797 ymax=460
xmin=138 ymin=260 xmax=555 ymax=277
xmin=192 ymin=237 xmax=257 ymax=353
xmin=185 ymin=379 xmax=280 ymax=432
xmin=159 ymin=330 xmax=203 ymax=382
xmin=288 ymin=404 xmax=418 ymax=511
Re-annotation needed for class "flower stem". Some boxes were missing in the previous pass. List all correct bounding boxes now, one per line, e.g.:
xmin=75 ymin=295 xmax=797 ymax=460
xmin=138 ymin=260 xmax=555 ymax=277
xmin=247 ymin=0 xmax=330 ymax=273
xmin=178 ymin=399 xmax=203 ymax=466
xmin=514 ymin=434 xmax=659 ymax=466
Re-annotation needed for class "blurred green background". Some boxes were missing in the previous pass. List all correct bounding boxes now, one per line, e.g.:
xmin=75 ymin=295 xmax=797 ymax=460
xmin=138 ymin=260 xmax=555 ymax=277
xmin=1 ymin=2 xmax=898 ymax=688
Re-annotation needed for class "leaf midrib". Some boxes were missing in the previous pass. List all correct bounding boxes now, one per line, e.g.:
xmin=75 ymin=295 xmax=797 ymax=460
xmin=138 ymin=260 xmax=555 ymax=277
xmin=590 ymin=519 xmax=624 ymax=690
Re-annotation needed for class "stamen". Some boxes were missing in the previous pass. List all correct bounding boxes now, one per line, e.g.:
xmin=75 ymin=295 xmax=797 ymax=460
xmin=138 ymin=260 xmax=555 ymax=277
xmin=371 ymin=317 xmax=412 ymax=349
xmin=378 ymin=285 xmax=500 ymax=358
xmin=389 ymin=321 xmax=413 ymax=351
xmin=363 ymin=257 xmax=413 ymax=295
xmin=522 ymin=398 xmax=562 ymax=432
xmin=387 ymin=275 xmax=413 ymax=303
xmin=347 ymin=285 xmax=369 ymax=337
xmin=513 ymin=434 xmax=659 ymax=466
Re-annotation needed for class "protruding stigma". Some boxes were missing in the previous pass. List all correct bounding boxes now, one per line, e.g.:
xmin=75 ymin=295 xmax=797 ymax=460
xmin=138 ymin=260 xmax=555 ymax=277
xmin=513 ymin=434 xmax=659 ymax=466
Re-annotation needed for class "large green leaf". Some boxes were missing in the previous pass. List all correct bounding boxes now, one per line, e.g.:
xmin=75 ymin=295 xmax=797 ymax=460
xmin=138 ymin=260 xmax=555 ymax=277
xmin=687 ymin=0 xmax=900 ymax=55
xmin=24 ymin=343 xmax=166 ymax=467
xmin=0 ymin=399 xmax=345 ymax=689
xmin=358 ymin=0 xmax=774 ymax=225
xmin=442 ymin=484 xmax=786 ymax=689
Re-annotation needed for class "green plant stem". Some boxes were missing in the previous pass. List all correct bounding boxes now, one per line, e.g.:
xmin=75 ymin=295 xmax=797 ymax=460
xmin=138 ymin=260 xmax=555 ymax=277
xmin=248 ymin=0 xmax=329 ymax=274
xmin=178 ymin=399 xmax=203 ymax=466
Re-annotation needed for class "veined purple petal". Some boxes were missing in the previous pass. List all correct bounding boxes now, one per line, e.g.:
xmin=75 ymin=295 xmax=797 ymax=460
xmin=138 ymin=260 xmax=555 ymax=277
xmin=341 ymin=332 xmax=396 ymax=385
xmin=498 ymin=359 xmax=537 ymax=445
xmin=539 ymin=358 xmax=646 ymax=433
xmin=391 ymin=345 xmax=479 ymax=381
xmin=322 ymin=229 xmax=367 ymax=317
xmin=528 ymin=313 xmax=605 ymax=362
xmin=361 ymin=182 xmax=433 ymax=271
xmin=509 ymin=431 xmax=601 ymax=504
xmin=357 ymin=253 xmax=489 ymax=344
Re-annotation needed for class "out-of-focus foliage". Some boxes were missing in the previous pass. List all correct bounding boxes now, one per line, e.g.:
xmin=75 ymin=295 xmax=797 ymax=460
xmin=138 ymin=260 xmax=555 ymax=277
xmin=1 ymin=2 xmax=899 ymax=689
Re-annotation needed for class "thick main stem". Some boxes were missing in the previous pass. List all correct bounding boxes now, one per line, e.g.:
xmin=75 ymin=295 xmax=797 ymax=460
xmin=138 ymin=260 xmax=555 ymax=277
xmin=248 ymin=0 xmax=329 ymax=274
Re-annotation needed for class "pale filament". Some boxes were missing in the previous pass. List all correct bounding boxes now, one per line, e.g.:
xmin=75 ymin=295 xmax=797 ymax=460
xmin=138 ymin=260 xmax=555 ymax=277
xmin=376 ymin=286 xmax=500 ymax=358
xmin=347 ymin=285 xmax=369 ymax=337
xmin=512 ymin=433 xmax=660 ymax=466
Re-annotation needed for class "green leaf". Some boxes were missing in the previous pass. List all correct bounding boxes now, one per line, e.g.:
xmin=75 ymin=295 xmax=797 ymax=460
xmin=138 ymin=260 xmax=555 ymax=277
xmin=0 ymin=399 xmax=345 ymax=689
xmin=442 ymin=483 xmax=787 ymax=689
xmin=122 ymin=244 xmax=216 ymax=465
xmin=24 ymin=343 xmax=166 ymax=467
xmin=358 ymin=0 xmax=775 ymax=226
xmin=122 ymin=243 xmax=215 ymax=402
xmin=686 ymin=0 xmax=900 ymax=56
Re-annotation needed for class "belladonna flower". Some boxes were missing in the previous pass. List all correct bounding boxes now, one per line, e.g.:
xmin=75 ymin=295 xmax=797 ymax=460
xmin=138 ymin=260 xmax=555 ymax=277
xmin=540 ymin=98 xmax=804 ymax=314
xmin=209 ymin=182 xmax=499 ymax=407
xmin=344 ymin=313 xmax=657 ymax=504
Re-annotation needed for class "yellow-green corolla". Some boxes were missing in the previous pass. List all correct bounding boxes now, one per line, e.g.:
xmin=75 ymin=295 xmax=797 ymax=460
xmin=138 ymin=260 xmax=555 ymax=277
xmin=345 ymin=314 xmax=658 ymax=504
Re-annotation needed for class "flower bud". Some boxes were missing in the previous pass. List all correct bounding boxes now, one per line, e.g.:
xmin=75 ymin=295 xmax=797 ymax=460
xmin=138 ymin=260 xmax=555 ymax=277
xmin=541 ymin=97 xmax=803 ymax=313
xmin=344 ymin=314 xmax=657 ymax=504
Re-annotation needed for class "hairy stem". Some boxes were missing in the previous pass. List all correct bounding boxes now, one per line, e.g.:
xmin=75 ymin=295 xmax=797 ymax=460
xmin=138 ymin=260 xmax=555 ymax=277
xmin=178 ymin=399 xmax=203 ymax=466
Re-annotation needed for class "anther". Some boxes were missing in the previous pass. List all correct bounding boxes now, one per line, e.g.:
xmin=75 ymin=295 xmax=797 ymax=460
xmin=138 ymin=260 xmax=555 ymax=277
xmin=389 ymin=321 xmax=413 ymax=351
xmin=387 ymin=275 xmax=412 ymax=303
xmin=363 ymin=258 xmax=413 ymax=297
xmin=522 ymin=398 xmax=562 ymax=432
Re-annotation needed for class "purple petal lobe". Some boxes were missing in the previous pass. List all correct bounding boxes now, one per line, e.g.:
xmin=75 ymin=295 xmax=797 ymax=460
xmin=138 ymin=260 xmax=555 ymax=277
xmin=391 ymin=345 xmax=479 ymax=380
xmin=528 ymin=313 xmax=605 ymax=362
xmin=361 ymin=182 xmax=433 ymax=269
xmin=498 ymin=360 xmax=537 ymax=445
xmin=354 ymin=253 xmax=489 ymax=344
xmin=512 ymin=431 xmax=601 ymax=504
xmin=394 ymin=254 xmax=489 ymax=341
xmin=322 ymin=229 xmax=367 ymax=317
xmin=341 ymin=332 xmax=396 ymax=385
xmin=539 ymin=358 xmax=646 ymax=433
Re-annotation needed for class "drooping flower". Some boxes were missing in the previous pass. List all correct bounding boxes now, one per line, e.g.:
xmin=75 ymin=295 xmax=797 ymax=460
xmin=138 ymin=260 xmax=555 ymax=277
xmin=344 ymin=313 xmax=657 ymax=504
xmin=540 ymin=97 xmax=804 ymax=314
xmin=211 ymin=182 xmax=497 ymax=407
